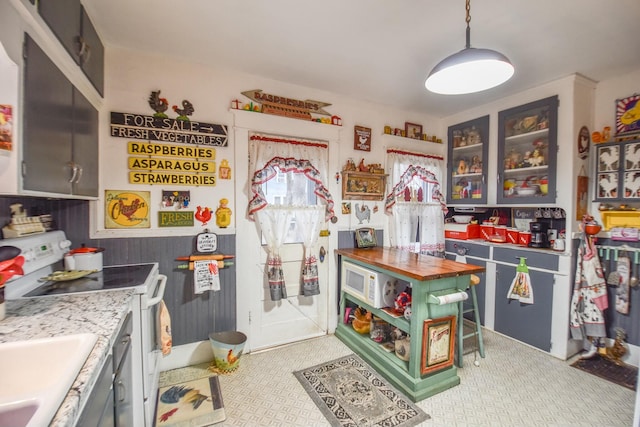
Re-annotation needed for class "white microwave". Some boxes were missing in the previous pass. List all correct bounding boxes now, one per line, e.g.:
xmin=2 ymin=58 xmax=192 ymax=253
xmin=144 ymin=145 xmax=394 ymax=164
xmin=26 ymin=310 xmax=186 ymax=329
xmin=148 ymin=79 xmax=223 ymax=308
xmin=341 ymin=261 xmax=394 ymax=308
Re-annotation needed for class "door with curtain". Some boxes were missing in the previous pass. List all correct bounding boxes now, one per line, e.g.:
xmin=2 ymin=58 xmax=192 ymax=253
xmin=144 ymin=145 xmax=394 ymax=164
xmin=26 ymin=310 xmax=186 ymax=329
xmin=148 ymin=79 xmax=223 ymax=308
xmin=241 ymin=134 xmax=334 ymax=351
xmin=250 ymin=233 xmax=330 ymax=351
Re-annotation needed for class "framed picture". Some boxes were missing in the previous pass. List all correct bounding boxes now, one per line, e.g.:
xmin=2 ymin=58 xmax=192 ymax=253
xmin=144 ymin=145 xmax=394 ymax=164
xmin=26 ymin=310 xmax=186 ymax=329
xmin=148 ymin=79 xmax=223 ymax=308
xmin=341 ymin=171 xmax=387 ymax=200
xmin=405 ymin=122 xmax=423 ymax=140
xmin=421 ymin=315 xmax=456 ymax=375
xmin=355 ymin=227 xmax=377 ymax=248
xmin=354 ymin=125 xmax=371 ymax=151
xmin=615 ymin=95 xmax=640 ymax=137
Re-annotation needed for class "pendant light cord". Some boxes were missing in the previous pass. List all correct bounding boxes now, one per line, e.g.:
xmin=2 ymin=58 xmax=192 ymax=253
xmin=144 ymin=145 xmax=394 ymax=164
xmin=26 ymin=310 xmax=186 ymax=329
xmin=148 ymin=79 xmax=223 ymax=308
xmin=465 ymin=0 xmax=471 ymax=49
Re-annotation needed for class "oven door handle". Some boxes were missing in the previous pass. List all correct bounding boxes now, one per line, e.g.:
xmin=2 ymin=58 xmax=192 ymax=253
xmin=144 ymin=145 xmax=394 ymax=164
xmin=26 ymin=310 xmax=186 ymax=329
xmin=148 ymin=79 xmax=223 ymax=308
xmin=146 ymin=274 xmax=167 ymax=308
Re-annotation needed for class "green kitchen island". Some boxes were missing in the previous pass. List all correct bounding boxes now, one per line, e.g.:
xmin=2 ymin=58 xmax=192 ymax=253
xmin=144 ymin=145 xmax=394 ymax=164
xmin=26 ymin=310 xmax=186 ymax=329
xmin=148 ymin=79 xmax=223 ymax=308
xmin=335 ymin=247 xmax=485 ymax=402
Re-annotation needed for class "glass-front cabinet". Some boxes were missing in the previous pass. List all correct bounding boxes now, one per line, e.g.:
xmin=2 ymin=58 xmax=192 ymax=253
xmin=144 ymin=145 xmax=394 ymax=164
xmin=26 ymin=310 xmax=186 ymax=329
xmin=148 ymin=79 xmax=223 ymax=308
xmin=497 ymin=96 xmax=558 ymax=204
xmin=594 ymin=138 xmax=640 ymax=202
xmin=447 ymin=115 xmax=489 ymax=204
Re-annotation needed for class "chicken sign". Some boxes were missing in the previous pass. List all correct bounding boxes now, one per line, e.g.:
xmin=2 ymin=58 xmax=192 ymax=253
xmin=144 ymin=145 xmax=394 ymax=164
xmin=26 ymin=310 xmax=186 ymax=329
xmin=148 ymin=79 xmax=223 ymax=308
xmin=105 ymin=190 xmax=151 ymax=229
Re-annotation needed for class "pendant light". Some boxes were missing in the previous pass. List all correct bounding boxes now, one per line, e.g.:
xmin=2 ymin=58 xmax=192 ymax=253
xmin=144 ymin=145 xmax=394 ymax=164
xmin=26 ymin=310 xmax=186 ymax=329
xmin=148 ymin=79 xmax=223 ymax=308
xmin=425 ymin=0 xmax=514 ymax=95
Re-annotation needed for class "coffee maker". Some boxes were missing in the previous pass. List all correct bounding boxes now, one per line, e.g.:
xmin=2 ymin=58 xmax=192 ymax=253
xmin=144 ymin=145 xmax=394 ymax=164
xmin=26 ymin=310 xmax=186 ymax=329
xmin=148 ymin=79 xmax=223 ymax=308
xmin=529 ymin=221 xmax=549 ymax=248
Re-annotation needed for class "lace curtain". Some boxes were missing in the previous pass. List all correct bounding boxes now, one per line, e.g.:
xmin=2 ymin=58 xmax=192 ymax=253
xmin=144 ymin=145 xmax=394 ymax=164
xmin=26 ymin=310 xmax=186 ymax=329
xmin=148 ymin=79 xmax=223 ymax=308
xmin=248 ymin=133 xmax=334 ymax=301
xmin=384 ymin=149 xmax=447 ymax=256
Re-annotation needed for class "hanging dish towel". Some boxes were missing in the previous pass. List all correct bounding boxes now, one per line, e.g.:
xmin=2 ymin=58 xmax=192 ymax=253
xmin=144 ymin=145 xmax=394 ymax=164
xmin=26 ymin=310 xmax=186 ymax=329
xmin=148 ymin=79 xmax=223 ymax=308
xmin=569 ymin=230 xmax=608 ymax=340
xmin=158 ymin=300 xmax=172 ymax=356
xmin=507 ymin=257 xmax=534 ymax=304
xmin=616 ymin=253 xmax=630 ymax=314
xmin=193 ymin=260 xmax=221 ymax=294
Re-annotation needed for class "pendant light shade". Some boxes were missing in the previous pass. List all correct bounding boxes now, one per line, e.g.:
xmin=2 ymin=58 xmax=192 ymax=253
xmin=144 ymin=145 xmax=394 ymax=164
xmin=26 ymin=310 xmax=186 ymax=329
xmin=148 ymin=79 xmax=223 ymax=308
xmin=425 ymin=0 xmax=514 ymax=95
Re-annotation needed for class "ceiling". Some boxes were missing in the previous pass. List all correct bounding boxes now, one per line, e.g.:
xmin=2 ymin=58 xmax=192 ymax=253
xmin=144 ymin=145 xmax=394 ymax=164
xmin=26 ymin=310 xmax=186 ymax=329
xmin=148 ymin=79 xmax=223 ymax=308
xmin=82 ymin=0 xmax=640 ymax=118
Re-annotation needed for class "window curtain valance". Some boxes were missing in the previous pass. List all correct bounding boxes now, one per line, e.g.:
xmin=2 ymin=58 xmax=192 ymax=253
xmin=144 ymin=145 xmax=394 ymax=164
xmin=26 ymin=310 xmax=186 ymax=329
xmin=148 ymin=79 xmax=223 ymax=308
xmin=384 ymin=164 xmax=447 ymax=214
xmin=384 ymin=148 xmax=446 ymax=256
xmin=248 ymin=134 xmax=335 ymax=221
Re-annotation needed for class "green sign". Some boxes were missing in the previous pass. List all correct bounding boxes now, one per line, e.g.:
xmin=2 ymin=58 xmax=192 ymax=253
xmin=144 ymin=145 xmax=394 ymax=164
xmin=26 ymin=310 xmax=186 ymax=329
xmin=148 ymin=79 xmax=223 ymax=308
xmin=158 ymin=211 xmax=194 ymax=227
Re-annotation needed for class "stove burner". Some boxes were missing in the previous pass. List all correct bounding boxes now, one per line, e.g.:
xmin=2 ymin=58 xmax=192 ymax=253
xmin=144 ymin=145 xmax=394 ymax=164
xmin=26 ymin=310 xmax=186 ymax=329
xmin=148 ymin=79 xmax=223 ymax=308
xmin=25 ymin=264 xmax=155 ymax=297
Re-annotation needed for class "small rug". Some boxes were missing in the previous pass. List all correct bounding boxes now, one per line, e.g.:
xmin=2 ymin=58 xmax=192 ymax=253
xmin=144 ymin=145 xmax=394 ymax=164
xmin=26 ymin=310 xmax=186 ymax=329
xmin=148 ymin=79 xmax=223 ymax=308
xmin=294 ymin=354 xmax=430 ymax=427
xmin=155 ymin=375 xmax=226 ymax=426
xmin=571 ymin=355 xmax=638 ymax=391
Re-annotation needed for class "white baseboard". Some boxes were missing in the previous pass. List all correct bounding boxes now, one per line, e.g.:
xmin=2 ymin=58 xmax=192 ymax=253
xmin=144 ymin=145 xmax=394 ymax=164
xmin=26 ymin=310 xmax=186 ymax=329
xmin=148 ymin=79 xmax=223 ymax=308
xmin=159 ymin=340 xmax=213 ymax=372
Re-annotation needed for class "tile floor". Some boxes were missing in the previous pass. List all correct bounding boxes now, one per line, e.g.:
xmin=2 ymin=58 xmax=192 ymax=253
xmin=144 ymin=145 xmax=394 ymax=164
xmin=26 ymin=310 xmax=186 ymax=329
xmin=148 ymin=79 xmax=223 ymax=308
xmin=159 ymin=328 xmax=636 ymax=426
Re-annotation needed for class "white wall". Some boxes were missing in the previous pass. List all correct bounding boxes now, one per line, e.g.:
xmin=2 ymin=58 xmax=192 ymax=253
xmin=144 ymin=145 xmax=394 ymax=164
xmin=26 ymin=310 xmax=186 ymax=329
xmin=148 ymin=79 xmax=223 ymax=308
xmin=97 ymin=48 xmax=445 ymax=238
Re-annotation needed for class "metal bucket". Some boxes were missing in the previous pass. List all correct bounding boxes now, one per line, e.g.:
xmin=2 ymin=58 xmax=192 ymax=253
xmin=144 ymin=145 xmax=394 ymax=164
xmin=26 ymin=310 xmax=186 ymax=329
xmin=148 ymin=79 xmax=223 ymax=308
xmin=209 ymin=331 xmax=247 ymax=372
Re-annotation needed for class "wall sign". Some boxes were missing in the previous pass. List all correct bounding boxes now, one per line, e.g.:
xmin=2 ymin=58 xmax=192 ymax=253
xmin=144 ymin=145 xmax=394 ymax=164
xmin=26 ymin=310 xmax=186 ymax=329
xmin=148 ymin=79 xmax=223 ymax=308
xmin=127 ymin=141 xmax=216 ymax=186
xmin=105 ymin=190 xmax=150 ymax=229
xmin=158 ymin=211 xmax=194 ymax=227
xmin=616 ymin=94 xmax=640 ymax=138
xmin=241 ymin=90 xmax=332 ymax=115
xmin=111 ymin=112 xmax=228 ymax=146
xmin=354 ymin=126 xmax=371 ymax=151
xmin=577 ymin=126 xmax=590 ymax=159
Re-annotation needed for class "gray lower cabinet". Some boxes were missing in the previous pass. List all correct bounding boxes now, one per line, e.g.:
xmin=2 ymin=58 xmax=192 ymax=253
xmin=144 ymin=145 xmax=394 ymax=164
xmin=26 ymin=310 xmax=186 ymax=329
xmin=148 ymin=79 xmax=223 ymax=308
xmin=78 ymin=312 xmax=133 ymax=427
xmin=113 ymin=312 xmax=133 ymax=427
xmin=23 ymin=34 xmax=99 ymax=197
xmin=494 ymin=263 xmax=554 ymax=352
xmin=444 ymin=240 xmax=489 ymax=325
xmin=77 ymin=354 xmax=114 ymax=427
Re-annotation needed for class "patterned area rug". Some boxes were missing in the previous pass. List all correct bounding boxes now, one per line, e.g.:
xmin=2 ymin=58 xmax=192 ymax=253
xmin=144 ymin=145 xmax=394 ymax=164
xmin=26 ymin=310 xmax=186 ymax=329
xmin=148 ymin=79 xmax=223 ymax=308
xmin=155 ymin=375 xmax=226 ymax=426
xmin=571 ymin=355 xmax=638 ymax=391
xmin=294 ymin=354 xmax=429 ymax=427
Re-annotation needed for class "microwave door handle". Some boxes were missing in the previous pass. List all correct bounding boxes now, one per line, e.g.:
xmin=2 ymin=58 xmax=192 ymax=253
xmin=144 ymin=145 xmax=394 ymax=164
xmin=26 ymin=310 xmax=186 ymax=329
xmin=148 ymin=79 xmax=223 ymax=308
xmin=146 ymin=274 xmax=167 ymax=308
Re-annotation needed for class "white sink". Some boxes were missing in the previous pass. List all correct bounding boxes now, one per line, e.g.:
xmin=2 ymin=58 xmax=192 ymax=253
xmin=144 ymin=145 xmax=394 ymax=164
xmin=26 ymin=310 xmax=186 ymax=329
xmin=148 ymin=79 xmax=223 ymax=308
xmin=0 ymin=333 xmax=98 ymax=427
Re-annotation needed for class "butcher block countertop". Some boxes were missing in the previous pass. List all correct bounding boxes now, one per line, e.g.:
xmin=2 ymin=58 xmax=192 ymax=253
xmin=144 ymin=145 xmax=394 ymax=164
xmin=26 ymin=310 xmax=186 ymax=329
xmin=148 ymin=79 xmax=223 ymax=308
xmin=336 ymin=247 xmax=485 ymax=281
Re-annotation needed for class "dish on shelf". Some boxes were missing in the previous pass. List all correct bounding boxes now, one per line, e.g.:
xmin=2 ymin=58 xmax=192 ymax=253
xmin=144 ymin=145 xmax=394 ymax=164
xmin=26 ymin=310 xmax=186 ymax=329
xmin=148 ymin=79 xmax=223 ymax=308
xmin=452 ymin=215 xmax=473 ymax=224
xmin=514 ymin=186 xmax=538 ymax=196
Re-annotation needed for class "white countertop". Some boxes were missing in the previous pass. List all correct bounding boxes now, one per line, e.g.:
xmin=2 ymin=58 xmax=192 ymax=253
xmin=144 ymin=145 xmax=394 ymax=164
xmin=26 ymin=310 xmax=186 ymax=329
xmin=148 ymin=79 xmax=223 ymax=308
xmin=0 ymin=290 xmax=134 ymax=427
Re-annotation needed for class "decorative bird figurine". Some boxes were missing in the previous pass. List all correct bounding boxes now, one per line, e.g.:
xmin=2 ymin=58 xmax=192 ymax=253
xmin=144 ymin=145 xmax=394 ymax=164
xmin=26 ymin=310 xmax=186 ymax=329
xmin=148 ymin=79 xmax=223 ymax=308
xmin=173 ymin=100 xmax=194 ymax=121
xmin=148 ymin=90 xmax=169 ymax=118
xmin=195 ymin=206 xmax=212 ymax=226
xmin=351 ymin=306 xmax=371 ymax=334
xmin=354 ymin=203 xmax=370 ymax=224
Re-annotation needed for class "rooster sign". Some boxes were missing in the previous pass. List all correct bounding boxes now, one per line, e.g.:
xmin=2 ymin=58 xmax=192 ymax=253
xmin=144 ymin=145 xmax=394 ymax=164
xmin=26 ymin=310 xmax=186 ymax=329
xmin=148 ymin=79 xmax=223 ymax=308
xmin=105 ymin=190 xmax=151 ymax=229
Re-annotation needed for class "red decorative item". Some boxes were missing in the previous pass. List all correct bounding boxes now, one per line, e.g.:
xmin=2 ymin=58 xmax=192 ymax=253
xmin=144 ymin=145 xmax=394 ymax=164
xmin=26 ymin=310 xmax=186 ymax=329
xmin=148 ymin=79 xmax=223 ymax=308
xmin=195 ymin=206 xmax=212 ymax=226
xmin=394 ymin=291 xmax=412 ymax=314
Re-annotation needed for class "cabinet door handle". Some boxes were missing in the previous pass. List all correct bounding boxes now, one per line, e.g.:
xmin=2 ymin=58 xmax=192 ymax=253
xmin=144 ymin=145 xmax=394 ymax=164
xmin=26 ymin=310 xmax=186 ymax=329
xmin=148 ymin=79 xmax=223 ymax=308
xmin=75 ymin=164 xmax=83 ymax=184
xmin=68 ymin=162 xmax=79 ymax=183
xmin=77 ymin=37 xmax=91 ymax=64
xmin=117 ymin=380 xmax=127 ymax=403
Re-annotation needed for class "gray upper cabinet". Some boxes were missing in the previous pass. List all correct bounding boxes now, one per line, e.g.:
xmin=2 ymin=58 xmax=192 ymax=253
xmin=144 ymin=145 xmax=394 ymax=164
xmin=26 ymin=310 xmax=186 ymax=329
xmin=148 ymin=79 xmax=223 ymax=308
xmin=38 ymin=0 xmax=104 ymax=95
xmin=497 ymin=96 xmax=558 ymax=204
xmin=38 ymin=0 xmax=81 ymax=64
xmin=80 ymin=6 xmax=104 ymax=96
xmin=23 ymin=34 xmax=99 ymax=197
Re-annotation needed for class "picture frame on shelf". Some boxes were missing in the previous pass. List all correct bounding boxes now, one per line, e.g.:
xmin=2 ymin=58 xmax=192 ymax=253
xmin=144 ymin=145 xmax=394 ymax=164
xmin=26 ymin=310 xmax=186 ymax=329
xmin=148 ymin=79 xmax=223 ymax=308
xmin=355 ymin=227 xmax=377 ymax=248
xmin=405 ymin=122 xmax=423 ymax=140
xmin=421 ymin=315 xmax=456 ymax=375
